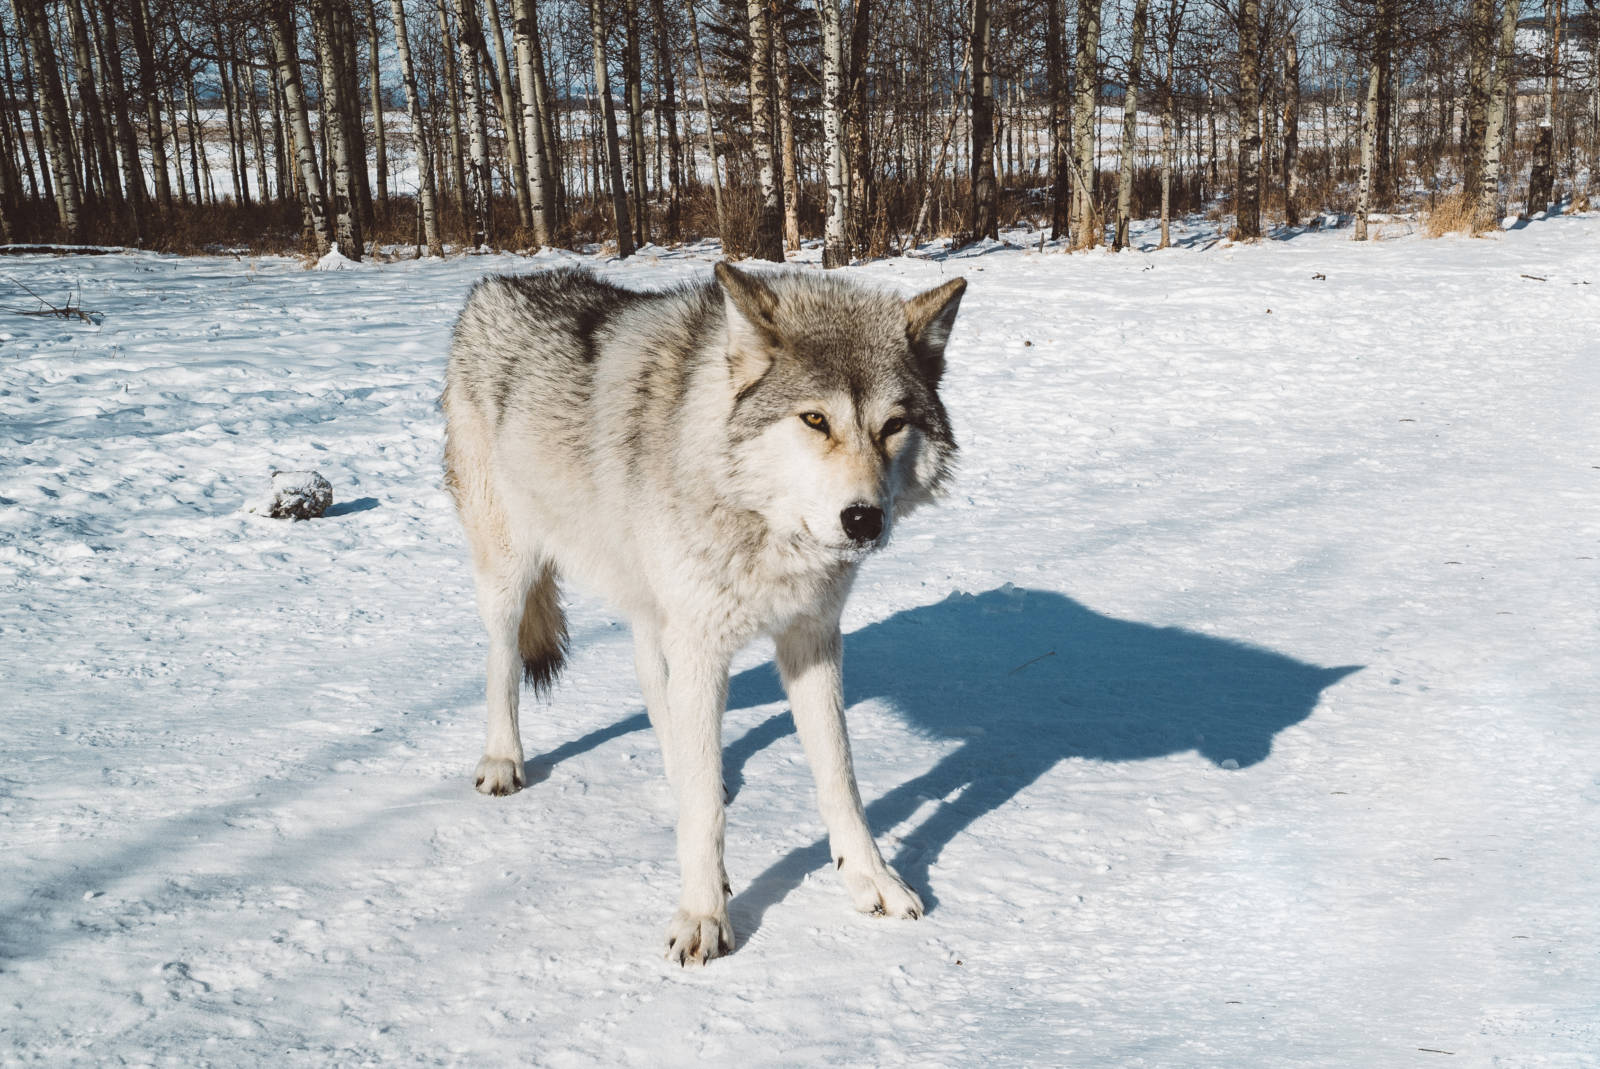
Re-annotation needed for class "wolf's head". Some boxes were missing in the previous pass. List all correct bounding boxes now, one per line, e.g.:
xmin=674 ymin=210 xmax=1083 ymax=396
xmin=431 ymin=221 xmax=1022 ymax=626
xmin=713 ymin=261 xmax=964 ymax=561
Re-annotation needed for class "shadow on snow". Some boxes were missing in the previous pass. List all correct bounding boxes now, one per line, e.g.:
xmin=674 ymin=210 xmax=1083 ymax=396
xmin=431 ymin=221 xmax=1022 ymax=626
xmin=719 ymin=584 xmax=1358 ymax=938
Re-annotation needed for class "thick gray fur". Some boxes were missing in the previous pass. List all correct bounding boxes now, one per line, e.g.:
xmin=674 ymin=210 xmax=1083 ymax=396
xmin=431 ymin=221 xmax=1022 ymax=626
xmin=441 ymin=261 xmax=965 ymax=965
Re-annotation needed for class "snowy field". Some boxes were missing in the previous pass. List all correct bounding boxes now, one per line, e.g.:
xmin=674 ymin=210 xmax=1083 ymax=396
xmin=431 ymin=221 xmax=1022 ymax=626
xmin=2 ymin=218 xmax=1598 ymax=1065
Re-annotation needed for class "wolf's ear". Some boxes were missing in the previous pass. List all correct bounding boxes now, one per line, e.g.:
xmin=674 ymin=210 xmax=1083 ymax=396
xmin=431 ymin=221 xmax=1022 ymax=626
xmin=715 ymin=261 xmax=782 ymax=388
xmin=905 ymin=277 xmax=966 ymax=384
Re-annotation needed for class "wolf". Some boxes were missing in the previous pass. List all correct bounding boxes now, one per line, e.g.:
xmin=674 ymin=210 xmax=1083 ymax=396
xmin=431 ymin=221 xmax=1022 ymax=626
xmin=441 ymin=261 xmax=965 ymax=964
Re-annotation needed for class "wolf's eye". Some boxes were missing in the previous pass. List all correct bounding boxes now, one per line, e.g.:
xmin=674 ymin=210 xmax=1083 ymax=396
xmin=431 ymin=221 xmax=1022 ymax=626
xmin=881 ymin=417 xmax=907 ymax=438
xmin=800 ymin=412 xmax=830 ymax=434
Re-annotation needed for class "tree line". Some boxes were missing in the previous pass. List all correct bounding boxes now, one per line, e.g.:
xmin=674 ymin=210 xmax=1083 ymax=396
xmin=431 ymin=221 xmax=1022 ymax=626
xmin=1 ymin=0 xmax=1597 ymax=261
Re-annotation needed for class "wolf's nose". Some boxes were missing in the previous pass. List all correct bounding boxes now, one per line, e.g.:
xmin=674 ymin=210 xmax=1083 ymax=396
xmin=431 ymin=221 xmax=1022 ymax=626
xmin=840 ymin=505 xmax=884 ymax=544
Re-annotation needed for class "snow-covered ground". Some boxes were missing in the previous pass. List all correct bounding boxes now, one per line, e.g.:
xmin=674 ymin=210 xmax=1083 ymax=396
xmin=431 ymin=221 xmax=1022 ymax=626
xmin=2 ymin=217 xmax=1597 ymax=1065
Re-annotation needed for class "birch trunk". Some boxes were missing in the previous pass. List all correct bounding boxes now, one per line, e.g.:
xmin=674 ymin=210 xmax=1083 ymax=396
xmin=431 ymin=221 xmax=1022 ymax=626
xmin=1046 ymin=0 xmax=1069 ymax=238
xmin=1282 ymin=28 xmax=1300 ymax=228
xmin=477 ymin=0 xmax=531 ymax=229
xmin=1235 ymin=0 xmax=1261 ymax=239
xmin=364 ymin=0 xmax=387 ymax=206
xmin=452 ymin=0 xmax=494 ymax=247
xmin=1479 ymin=0 xmax=1520 ymax=224
xmin=1354 ymin=0 xmax=1385 ymax=242
xmin=65 ymin=0 xmax=119 ymax=213
xmin=391 ymin=0 xmax=443 ymax=253
xmin=650 ymin=0 xmax=681 ymax=238
xmin=623 ymin=0 xmax=648 ymax=244
xmin=1463 ymin=0 xmax=1495 ymax=195
xmin=589 ymin=0 xmax=635 ymax=256
xmin=1071 ymin=0 xmax=1103 ymax=249
xmin=683 ymin=0 xmax=726 ymax=242
xmin=1112 ymin=0 xmax=1148 ymax=250
xmin=246 ymin=59 xmax=271 ymax=202
xmin=1157 ymin=0 xmax=1182 ymax=248
xmin=846 ymin=0 xmax=872 ymax=248
xmin=510 ymin=0 xmax=551 ymax=243
xmin=746 ymin=0 xmax=785 ymax=260
xmin=970 ymin=0 xmax=998 ymax=242
xmin=15 ymin=0 xmax=82 ymax=237
xmin=269 ymin=2 xmax=332 ymax=252
xmin=817 ymin=0 xmax=849 ymax=266
xmin=128 ymin=0 xmax=172 ymax=211
xmin=435 ymin=0 xmax=469 ymax=226
xmin=773 ymin=2 xmax=800 ymax=251
xmin=314 ymin=0 xmax=364 ymax=256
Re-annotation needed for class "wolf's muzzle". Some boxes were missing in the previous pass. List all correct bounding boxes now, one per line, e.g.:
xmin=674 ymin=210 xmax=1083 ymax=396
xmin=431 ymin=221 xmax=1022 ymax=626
xmin=840 ymin=505 xmax=885 ymax=545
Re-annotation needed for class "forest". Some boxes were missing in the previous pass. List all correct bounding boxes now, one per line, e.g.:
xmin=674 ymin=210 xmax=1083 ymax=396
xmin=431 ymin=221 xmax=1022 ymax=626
xmin=0 ymin=0 xmax=1596 ymax=260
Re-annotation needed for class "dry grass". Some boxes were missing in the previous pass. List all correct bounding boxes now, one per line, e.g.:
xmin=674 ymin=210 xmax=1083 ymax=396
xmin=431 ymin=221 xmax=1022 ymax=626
xmin=1423 ymin=192 xmax=1492 ymax=237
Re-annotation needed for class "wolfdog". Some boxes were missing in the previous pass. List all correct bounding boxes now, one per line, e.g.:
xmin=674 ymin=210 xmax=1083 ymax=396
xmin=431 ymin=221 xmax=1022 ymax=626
xmin=442 ymin=261 xmax=965 ymax=964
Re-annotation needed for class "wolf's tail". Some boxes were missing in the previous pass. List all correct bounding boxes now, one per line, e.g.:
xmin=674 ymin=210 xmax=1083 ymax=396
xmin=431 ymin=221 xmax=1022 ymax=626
xmin=518 ymin=565 xmax=568 ymax=696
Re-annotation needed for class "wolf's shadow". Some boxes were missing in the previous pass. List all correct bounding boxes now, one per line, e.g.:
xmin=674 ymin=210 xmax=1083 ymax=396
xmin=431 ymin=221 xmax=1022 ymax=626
xmin=721 ymin=584 xmax=1359 ymax=925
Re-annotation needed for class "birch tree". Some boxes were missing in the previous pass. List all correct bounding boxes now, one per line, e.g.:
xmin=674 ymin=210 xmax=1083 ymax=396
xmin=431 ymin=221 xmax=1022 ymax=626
xmin=683 ymin=0 xmax=726 ymax=242
xmin=391 ymin=0 xmax=443 ymax=253
xmin=1478 ymin=0 xmax=1521 ymax=223
xmin=590 ymin=0 xmax=635 ymax=256
xmin=14 ymin=0 xmax=81 ymax=237
xmin=650 ymin=0 xmax=681 ymax=238
xmin=1113 ymin=0 xmax=1149 ymax=250
xmin=1071 ymin=0 xmax=1103 ymax=249
xmin=480 ymin=0 xmax=533 ymax=230
xmin=269 ymin=0 xmax=333 ymax=252
xmin=1235 ymin=0 xmax=1262 ymax=239
xmin=817 ymin=0 xmax=849 ymax=266
xmin=511 ymin=0 xmax=551 ymax=243
xmin=746 ymin=0 xmax=785 ymax=260
xmin=128 ymin=0 xmax=173 ymax=211
xmin=314 ymin=0 xmax=365 ymax=256
xmin=1282 ymin=23 xmax=1300 ymax=227
xmin=362 ymin=0 xmax=386 ymax=206
xmin=1156 ymin=0 xmax=1186 ymax=248
xmin=1046 ymin=0 xmax=1069 ymax=238
xmin=624 ymin=0 xmax=648 ymax=245
xmin=452 ymin=0 xmax=494 ymax=247
xmin=970 ymin=0 xmax=998 ymax=242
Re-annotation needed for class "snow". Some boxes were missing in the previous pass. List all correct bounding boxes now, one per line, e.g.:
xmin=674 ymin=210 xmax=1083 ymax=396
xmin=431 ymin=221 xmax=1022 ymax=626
xmin=3 ymin=217 xmax=1599 ymax=1064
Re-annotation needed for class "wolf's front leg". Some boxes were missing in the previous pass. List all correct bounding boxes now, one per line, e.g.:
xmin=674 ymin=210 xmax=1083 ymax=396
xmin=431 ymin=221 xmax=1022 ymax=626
xmin=776 ymin=620 xmax=924 ymax=920
xmin=658 ymin=631 xmax=735 ymax=965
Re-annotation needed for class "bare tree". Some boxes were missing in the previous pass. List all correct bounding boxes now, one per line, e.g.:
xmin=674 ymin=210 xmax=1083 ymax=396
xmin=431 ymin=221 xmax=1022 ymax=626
xmin=452 ymin=0 xmax=494 ymax=246
xmin=1478 ymin=0 xmax=1521 ymax=222
xmin=269 ymin=0 xmax=333 ymax=252
xmin=392 ymin=0 xmax=444 ymax=253
xmin=1282 ymin=20 xmax=1301 ymax=227
xmin=590 ymin=0 xmax=636 ymax=255
xmin=746 ymin=0 xmax=785 ymax=259
xmin=682 ymin=0 xmax=726 ymax=242
xmin=13 ymin=0 xmax=81 ymax=236
xmin=511 ymin=0 xmax=552 ymax=243
xmin=1236 ymin=0 xmax=1262 ymax=239
xmin=817 ymin=0 xmax=849 ymax=265
xmin=1114 ymin=0 xmax=1150 ymax=250
xmin=970 ymin=0 xmax=998 ymax=241
xmin=1071 ymin=0 xmax=1103 ymax=248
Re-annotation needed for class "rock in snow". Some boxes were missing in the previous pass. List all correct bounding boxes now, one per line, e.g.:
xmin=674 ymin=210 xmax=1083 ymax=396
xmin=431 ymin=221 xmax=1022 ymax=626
xmin=255 ymin=469 xmax=333 ymax=519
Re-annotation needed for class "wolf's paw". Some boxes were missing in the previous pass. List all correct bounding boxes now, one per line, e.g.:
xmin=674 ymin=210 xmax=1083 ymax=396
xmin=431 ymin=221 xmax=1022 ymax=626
xmin=474 ymin=755 xmax=524 ymax=796
xmin=664 ymin=908 xmax=735 ymax=966
xmin=840 ymin=861 xmax=924 ymax=919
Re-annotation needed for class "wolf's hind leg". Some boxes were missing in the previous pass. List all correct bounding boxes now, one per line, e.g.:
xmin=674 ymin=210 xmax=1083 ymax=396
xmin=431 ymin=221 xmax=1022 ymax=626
xmin=776 ymin=619 xmax=924 ymax=919
xmin=469 ymin=556 xmax=564 ymax=797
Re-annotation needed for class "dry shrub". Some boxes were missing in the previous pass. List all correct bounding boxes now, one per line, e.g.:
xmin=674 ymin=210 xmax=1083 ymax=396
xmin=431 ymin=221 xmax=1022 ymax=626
xmin=1424 ymin=192 xmax=1489 ymax=237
